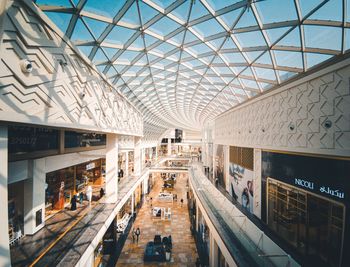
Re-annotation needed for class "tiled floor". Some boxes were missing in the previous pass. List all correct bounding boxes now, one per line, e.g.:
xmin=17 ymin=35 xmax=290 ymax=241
xmin=10 ymin=185 xmax=103 ymax=267
xmin=117 ymin=173 xmax=198 ymax=267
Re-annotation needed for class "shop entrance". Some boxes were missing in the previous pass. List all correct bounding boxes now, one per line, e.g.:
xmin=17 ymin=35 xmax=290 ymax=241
xmin=267 ymin=178 xmax=344 ymax=267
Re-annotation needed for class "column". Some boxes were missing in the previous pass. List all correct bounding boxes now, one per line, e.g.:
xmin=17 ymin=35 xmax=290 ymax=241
xmin=105 ymin=133 xmax=118 ymax=203
xmin=167 ymin=138 xmax=171 ymax=156
xmin=125 ymin=151 xmax=129 ymax=178
xmin=155 ymin=146 xmax=158 ymax=161
xmin=23 ymin=158 xmax=46 ymax=235
xmin=134 ymin=137 xmax=141 ymax=176
xmin=141 ymin=148 xmax=145 ymax=170
xmin=0 ymin=126 xmax=11 ymax=267
xmin=195 ymin=205 xmax=199 ymax=232
xmin=131 ymin=194 xmax=134 ymax=216
xmin=209 ymin=233 xmax=218 ymax=267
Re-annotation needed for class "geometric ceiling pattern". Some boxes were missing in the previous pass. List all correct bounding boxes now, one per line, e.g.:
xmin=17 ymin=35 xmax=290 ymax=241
xmin=35 ymin=0 xmax=350 ymax=132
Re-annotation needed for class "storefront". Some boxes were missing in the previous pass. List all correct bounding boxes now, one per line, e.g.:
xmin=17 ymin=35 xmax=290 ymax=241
xmin=45 ymin=158 xmax=105 ymax=217
xmin=8 ymin=181 xmax=24 ymax=244
xmin=214 ymin=144 xmax=226 ymax=188
xmin=262 ymin=151 xmax=350 ymax=267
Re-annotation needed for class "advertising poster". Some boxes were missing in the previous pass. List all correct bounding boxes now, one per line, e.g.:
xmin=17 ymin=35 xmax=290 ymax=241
xmin=213 ymin=144 xmax=225 ymax=188
xmin=229 ymin=147 xmax=254 ymax=214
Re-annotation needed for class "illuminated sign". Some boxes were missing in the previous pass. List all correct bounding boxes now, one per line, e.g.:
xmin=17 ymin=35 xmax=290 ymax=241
xmin=86 ymin=162 xmax=96 ymax=170
xmin=294 ymin=178 xmax=345 ymax=199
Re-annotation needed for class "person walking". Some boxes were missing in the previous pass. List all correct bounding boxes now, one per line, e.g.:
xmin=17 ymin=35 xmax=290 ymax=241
xmin=100 ymin=187 xmax=104 ymax=199
xmin=135 ymin=227 xmax=141 ymax=243
xmin=86 ymin=185 xmax=92 ymax=204
xmin=132 ymin=228 xmax=136 ymax=243
xmin=71 ymin=195 xmax=77 ymax=211
xmin=79 ymin=191 xmax=84 ymax=204
xmin=180 ymin=198 xmax=184 ymax=207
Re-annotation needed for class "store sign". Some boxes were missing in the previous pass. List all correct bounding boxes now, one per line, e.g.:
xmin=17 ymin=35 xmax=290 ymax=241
xmin=294 ymin=178 xmax=345 ymax=199
xmin=295 ymin=178 xmax=314 ymax=190
xmin=86 ymin=162 xmax=95 ymax=170
xmin=320 ymin=186 xmax=344 ymax=199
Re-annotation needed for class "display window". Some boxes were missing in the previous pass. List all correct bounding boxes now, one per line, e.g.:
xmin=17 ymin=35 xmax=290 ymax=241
xmin=267 ymin=178 xmax=344 ymax=267
xmin=262 ymin=151 xmax=350 ymax=267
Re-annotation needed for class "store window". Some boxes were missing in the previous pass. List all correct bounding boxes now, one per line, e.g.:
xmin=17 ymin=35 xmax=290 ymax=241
xmin=65 ymin=131 xmax=106 ymax=149
xmin=267 ymin=178 xmax=344 ymax=267
xmin=8 ymin=125 xmax=59 ymax=160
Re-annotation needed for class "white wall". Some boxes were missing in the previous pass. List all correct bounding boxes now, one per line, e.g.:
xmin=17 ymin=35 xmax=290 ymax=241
xmin=215 ymin=57 xmax=350 ymax=158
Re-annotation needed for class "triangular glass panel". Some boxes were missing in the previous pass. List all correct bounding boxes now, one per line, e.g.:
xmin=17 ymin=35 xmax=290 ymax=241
xmin=278 ymin=70 xmax=297 ymax=81
xmin=120 ymin=2 xmax=140 ymax=25
xmin=308 ymin=0 xmax=342 ymax=21
xmin=83 ymin=17 xmax=108 ymax=39
xmin=144 ymin=34 xmax=159 ymax=47
xmin=118 ymin=50 xmax=140 ymax=62
xmin=138 ymin=1 xmax=159 ymax=23
xmin=244 ymin=51 xmax=264 ymax=63
xmin=304 ymin=25 xmax=342 ymax=51
xmin=169 ymin=30 xmax=185 ymax=44
xmin=149 ymin=16 xmax=181 ymax=36
xmin=170 ymin=0 xmax=191 ymax=22
xmin=241 ymin=67 xmax=254 ymax=77
xmin=189 ymin=43 xmax=212 ymax=55
xmin=299 ymin=0 xmax=323 ymax=18
xmin=306 ymin=53 xmax=333 ymax=69
xmin=235 ymin=31 xmax=267 ymax=47
xmin=235 ymin=8 xmax=257 ymax=29
xmin=154 ymin=42 xmax=177 ymax=55
xmin=222 ymin=52 xmax=246 ymax=64
xmin=190 ymin=0 xmax=211 ymax=21
xmin=78 ymin=46 xmax=93 ymax=57
xmin=106 ymin=67 xmax=117 ymax=78
xmin=105 ymin=26 xmax=136 ymax=45
xmin=208 ymin=37 xmax=226 ymax=50
xmin=71 ymin=19 xmax=94 ymax=42
xmin=192 ymin=18 xmax=225 ymax=38
xmin=264 ymin=27 xmax=292 ymax=45
xmin=254 ymin=0 xmax=298 ymax=24
xmin=215 ymin=7 xmax=243 ymax=29
xmin=184 ymin=30 xmax=200 ymax=44
xmin=152 ymin=0 xmax=177 ymax=10
xmin=274 ymin=50 xmax=302 ymax=68
xmin=37 ymin=0 xmax=71 ymax=7
xmin=93 ymin=48 xmax=109 ymax=63
xmin=276 ymin=27 xmax=301 ymax=48
xmin=83 ymin=0 xmax=125 ymax=18
xmin=96 ymin=65 xmax=106 ymax=73
xmin=221 ymin=37 xmax=238 ymax=50
xmin=45 ymin=12 xmax=71 ymax=34
xmin=129 ymin=35 xmax=144 ymax=49
xmin=254 ymin=67 xmax=276 ymax=80
xmin=255 ymin=51 xmax=272 ymax=65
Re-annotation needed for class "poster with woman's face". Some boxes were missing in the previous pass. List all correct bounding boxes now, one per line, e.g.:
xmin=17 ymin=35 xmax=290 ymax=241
xmin=213 ymin=144 xmax=225 ymax=187
xmin=229 ymin=162 xmax=254 ymax=213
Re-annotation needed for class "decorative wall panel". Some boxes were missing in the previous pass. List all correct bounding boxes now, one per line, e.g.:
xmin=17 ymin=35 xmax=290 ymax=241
xmin=215 ymin=61 xmax=350 ymax=157
xmin=0 ymin=1 xmax=143 ymax=136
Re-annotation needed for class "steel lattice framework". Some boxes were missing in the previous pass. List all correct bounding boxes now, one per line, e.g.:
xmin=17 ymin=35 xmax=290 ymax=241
xmin=35 ymin=0 xmax=350 ymax=134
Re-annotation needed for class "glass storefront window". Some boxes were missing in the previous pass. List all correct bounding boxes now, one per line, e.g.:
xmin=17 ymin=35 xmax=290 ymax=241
xmin=8 ymin=125 xmax=59 ymax=158
xmin=65 ymin=131 xmax=106 ymax=148
xmin=267 ymin=178 xmax=344 ymax=267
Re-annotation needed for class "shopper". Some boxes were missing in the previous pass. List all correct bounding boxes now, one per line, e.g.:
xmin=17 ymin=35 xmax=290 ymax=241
xmin=132 ymin=228 xmax=136 ymax=243
xmin=135 ymin=227 xmax=141 ymax=243
xmin=71 ymin=195 xmax=77 ymax=211
xmin=86 ymin=185 xmax=93 ymax=204
xmin=79 ymin=191 xmax=84 ymax=204
xmin=180 ymin=198 xmax=184 ymax=207
xmin=100 ymin=187 xmax=104 ymax=199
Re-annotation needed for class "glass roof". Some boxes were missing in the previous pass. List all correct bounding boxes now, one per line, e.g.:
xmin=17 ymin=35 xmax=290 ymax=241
xmin=35 ymin=0 xmax=349 ymax=131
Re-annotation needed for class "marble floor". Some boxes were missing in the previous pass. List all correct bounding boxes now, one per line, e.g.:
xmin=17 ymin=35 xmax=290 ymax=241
xmin=116 ymin=172 xmax=198 ymax=267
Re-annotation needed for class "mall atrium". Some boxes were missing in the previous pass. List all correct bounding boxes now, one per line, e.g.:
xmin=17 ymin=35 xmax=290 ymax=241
xmin=0 ymin=0 xmax=349 ymax=266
